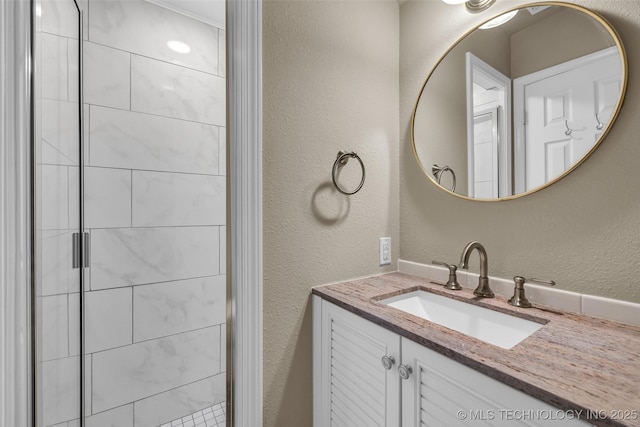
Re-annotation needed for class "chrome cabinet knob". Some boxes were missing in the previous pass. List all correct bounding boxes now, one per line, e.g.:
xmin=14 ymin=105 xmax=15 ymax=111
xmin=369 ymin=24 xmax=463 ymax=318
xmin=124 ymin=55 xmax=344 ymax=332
xmin=381 ymin=355 xmax=395 ymax=370
xmin=398 ymin=364 xmax=413 ymax=380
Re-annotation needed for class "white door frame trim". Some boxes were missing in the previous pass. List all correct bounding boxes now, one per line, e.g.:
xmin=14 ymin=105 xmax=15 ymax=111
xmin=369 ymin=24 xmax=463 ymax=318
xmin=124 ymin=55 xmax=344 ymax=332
xmin=465 ymin=52 xmax=512 ymax=198
xmin=0 ymin=0 xmax=34 ymax=426
xmin=1 ymin=1 xmax=265 ymax=426
xmin=227 ymin=1 xmax=263 ymax=426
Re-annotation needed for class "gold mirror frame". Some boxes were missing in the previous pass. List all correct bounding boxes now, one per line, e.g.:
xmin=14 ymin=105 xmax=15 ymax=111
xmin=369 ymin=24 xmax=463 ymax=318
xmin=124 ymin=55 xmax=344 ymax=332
xmin=411 ymin=1 xmax=628 ymax=202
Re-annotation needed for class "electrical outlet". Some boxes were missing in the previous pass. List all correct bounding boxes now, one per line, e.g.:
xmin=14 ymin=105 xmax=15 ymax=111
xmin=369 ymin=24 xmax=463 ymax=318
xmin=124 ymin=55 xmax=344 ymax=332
xmin=379 ymin=237 xmax=391 ymax=266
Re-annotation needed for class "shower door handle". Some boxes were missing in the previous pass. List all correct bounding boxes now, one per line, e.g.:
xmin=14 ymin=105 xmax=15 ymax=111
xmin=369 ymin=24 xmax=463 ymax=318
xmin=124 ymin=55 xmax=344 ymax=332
xmin=72 ymin=232 xmax=90 ymax=269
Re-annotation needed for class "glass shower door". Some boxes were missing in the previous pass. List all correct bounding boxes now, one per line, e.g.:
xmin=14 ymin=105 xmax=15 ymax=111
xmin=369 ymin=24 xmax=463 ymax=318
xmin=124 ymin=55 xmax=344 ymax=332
xmin=35 ymin=0 xmax=227 ymax=425
xmin=35 ymin=0 xmax=84 ymax=425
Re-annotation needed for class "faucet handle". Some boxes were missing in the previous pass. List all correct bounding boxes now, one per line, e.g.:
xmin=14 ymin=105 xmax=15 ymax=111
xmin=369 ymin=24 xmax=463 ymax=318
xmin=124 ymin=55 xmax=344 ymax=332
xmin=528 ymin=278 xmax=556 ymax=287
xmin=432 ymin=261 xmax=462 ymax=290
xmin=509 ymin=276 xmax=556 ymax=308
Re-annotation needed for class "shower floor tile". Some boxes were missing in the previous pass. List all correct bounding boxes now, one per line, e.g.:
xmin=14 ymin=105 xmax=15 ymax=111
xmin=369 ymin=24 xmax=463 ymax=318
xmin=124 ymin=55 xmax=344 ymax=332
xmin=161 ymin=402 xmax=226 ymax=427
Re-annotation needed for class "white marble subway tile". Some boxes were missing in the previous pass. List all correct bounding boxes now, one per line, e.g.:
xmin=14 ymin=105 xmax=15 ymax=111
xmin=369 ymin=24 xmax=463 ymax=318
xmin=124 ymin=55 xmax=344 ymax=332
xmin=218 ymin=127 xmax=225 ymax=176
xmin=41 ymin=99 xmax=80 ymax=166
xmin=89 ymin=106 xmax=218 ymax=174
xmin=582 ymin=294 xmax=640 ymax=327
xmin=133 ymin=275 xmax=226 ymax=342
xmin=67 ymin=38 xmax=80 ymax=103
xmin=218 ymin=29 xmax=225 ymax=77
xmin=219 ymin=227 xmax=226 ymax=275
xmin=68 ymin=293 xmax=80 ymax=356
xmin=42 ymin=356 xmax=81 ymax=426
xmin=90 ymin=227 xmax=219 ymax=290
xmin=68 ymin=166 xmax=80 ymax=229
xmin=83 ymin=42 xmax=130 ymax=110
xmin=89 ymin=0 xmax=219 ymax=74
xmin=92 ymin=326 xmax=221 ymax=413
xmin=84 ymin=104 xmax=90 ymax=165
xmin=130 ymin=55 xmax=225 ymax=126
xmin=42 ymin=33 xmax=68 ymax=101
xmin=132 ymin=171 xmax=225 ymax=227
xmin=133 ymin=374 xmax=225 ymax=427
xmin=84 ymin=167 xmax=132 ymax=229
xmin=85 ymin=355 xmax=92 ymax=415
xmin=41 ymin=295 xmax=69 ymax=361
xmin=85 ymin=288 xmax=133 ymax=353
xmin=41 ymin=230 xmax=79 ymax=296
xmin=41 ymin=165 xmax=69 ymax=230
xmin=42 ymin=0 xmax=81 ymax=39
xmin=78 ymin=0 xmax=89 ymax=41
xmin=86 ymin=404 xmax=133 ymax=427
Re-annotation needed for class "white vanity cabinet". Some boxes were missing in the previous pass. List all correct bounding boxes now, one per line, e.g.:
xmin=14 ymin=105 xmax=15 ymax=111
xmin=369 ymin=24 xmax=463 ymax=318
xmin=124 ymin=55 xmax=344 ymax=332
xmin=313 ymin=296 xmax=401 ymax=426
xmin=400 ymin=338 xmax=590 ymax=426
xmin=313 ymin=296 xmax=591 ymax=427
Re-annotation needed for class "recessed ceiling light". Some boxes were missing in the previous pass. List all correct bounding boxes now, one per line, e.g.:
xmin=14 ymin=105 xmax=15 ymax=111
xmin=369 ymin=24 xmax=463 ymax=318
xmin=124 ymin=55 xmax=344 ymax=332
xmin=167 ymin=40 xmax=191 ymax=54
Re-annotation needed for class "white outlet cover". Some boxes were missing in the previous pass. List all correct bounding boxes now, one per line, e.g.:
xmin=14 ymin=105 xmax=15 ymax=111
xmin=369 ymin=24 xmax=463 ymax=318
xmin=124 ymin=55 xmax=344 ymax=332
xmin=379 ymin=237 xmax=391 ymax=266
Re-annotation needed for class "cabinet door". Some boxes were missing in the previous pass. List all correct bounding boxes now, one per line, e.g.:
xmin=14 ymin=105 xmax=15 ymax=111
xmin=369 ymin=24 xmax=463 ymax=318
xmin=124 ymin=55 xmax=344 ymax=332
xmin=314 ymin=297 xmax=401 ymax=427
xmin=401 ymin=339 xmax=590 ymax=426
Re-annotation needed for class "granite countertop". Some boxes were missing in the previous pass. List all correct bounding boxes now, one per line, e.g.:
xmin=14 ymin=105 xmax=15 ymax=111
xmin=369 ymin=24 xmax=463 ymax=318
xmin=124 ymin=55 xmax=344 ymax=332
xmin=312 ymin=272 xmax=640 ymax=427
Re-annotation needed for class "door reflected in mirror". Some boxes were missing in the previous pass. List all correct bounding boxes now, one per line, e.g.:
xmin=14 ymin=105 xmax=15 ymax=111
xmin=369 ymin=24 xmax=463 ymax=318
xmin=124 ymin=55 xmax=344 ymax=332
xmin=412 ymin=3 xmax=627 ymax=200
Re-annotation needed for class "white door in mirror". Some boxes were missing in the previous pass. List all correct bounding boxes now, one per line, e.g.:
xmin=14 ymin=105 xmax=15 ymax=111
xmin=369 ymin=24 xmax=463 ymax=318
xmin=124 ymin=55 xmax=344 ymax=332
xmin=515 ymin=47 xmax=622 ymax=192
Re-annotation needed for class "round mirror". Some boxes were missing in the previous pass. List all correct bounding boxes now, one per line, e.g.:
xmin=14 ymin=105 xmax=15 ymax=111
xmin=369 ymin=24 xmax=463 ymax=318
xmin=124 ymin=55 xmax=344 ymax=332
xmin=412 ymin=2 xmax=627 ymax=200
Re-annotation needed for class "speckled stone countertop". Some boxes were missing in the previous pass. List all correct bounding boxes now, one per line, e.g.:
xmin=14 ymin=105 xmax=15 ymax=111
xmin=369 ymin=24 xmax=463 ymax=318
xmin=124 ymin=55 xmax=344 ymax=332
xmin=312 ymin=272 xmax=640 ymax=427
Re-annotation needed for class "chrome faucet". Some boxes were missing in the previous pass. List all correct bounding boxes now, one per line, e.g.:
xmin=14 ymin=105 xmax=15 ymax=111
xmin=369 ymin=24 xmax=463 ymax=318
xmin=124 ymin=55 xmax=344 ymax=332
xmin=459 ymin=241 xmax=494 ymax=298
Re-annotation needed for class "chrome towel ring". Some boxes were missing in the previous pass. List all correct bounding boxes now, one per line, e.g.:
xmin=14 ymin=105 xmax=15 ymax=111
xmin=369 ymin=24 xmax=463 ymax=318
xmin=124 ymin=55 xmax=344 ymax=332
xmin=432 ymin=164 xmax=456 ymax=193
xmin=332 ymin=150 xmax=365 ymax=195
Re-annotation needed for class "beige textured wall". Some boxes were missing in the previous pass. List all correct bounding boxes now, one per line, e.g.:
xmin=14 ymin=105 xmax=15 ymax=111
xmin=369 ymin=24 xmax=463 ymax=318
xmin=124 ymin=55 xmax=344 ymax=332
xmin=511 ymin=7 xmax=615 ymax=78
xmin=400 ymin=0 xmax=640 ymax=304
xmin=263 ymin=1 xmax=399 ymax=426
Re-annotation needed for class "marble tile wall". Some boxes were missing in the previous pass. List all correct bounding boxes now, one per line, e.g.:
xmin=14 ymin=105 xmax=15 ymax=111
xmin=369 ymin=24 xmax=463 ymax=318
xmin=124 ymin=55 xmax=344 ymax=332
xmin=135 ymin=374 xmax=226 ymax=426
xmin=83 ymin=1 xmax=227 ymax=425
xmin=39 ymin=1 xmax=226 ymax=426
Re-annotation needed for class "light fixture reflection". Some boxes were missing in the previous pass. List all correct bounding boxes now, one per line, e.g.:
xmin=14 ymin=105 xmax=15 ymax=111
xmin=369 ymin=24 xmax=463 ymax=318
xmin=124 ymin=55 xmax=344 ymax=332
xmin=442 ymin=0 xmax=496 ymax=13
xmin=167 ymin=40 xmax=191 ymax=54
xmin=479 ymin=10 xmax=518 ymax=29
xmin=35 ymin=4 xmax=42 ymax=17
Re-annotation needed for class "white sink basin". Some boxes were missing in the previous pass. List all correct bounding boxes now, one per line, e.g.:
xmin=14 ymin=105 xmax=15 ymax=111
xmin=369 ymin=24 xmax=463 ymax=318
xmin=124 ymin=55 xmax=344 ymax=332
xmin=381 ymin=290 xmax=544 ymax=349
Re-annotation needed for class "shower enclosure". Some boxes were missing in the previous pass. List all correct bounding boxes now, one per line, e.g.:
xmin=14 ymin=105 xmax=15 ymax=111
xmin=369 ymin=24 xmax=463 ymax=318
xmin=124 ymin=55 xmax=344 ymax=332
xmin=33 ymin=0 xmax=227 ymax=425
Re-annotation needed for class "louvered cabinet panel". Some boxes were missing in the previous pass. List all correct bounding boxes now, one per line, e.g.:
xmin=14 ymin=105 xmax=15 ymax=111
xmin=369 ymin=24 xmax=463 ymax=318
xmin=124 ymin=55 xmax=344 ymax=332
xmin=401 ymin=339 xmax=591 ymax=427
xmin=314 ymin=297 xmax=401 ymax=427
